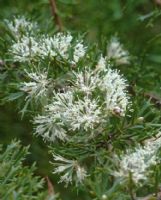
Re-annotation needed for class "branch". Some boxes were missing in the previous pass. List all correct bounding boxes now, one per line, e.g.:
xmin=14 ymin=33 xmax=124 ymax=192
xmin=144 ymin=92 xmax=161 ymax=108
xmin=154 ymin=0 xmax=161 ymax=6
xmin=49 ymin=0 xmax=63 ymax=31
xmin=45 ymin=176 xmax=55 ymax=196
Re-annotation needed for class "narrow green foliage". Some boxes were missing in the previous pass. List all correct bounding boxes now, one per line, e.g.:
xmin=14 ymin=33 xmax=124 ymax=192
xmin=0 ymin=140 xmax=56 ymax=200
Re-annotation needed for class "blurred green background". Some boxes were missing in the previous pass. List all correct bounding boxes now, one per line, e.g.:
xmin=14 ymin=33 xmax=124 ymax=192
xmin=0 ymin=0 xmax=161 ymax=199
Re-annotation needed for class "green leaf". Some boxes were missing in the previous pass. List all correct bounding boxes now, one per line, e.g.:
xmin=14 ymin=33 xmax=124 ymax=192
xmin=3 ymin=92 xmax=24 ymax=101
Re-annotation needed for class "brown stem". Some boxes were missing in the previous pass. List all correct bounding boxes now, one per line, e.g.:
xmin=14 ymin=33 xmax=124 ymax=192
xmin=144 ymin=92 xmax=161 ymax=108
xmin=45 ymin=176 xmax=55 ymax=195
xmin=154 ymin=0 xmax=161 ymax=6
xmin=49 ymin=0 xmax=63 ymax=31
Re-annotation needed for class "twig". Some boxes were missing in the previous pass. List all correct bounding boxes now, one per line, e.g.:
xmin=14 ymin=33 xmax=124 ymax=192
xmin=128 ymin=84 xmax=161 ymax=109
xmin=154 ymin=0 xmax=161 ymax=6
xmin=144 ymin=92 xmax=161 ymax=108
xmin=45 ymin=176 xmax=55 ymax=195
xmin=49 ymin=0 xmax=63 ymax=31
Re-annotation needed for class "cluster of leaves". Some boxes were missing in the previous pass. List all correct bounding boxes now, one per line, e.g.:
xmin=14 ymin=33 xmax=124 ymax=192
xmin=0 ymin=140 xmax=58 ymax=200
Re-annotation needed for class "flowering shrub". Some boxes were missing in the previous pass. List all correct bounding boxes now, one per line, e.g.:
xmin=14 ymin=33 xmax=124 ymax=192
xmin=1 ymin=13 xmax=161 ymax=200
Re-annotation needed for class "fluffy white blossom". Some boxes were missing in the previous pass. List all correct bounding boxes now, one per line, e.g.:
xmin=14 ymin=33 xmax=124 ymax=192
xmin=52 ymin=33 xmax=73 ymax=59
xmin=65 ymin=97 xmax=101 ymax=131
xmin=9 ymin=32 xmax=74 ymax=62
xmin=39 ymin=34 xmax=86 ymax=62
xmin=107 ymin=37 xmax=129 ymax=65
xmin=52 ymin=153 xmax=87 ymax=186
xmin=114 ymin=135 xmax=161 ymax=183
xmin=20 ymin=70 xmax=50 ymax=102
xmin=72 ymin=41 xmax=86 ymax=64
xmin=73 ymin=67 xmax=130 ymax=117
xmin=10 ymin=36 xmax=40 ymax=62
xmin=96 ymin=55 xmax=106 ymax=71
xmin=72 ymin=68 xmax=101 ymax=94
xmin=38 ymin=36 xmax=57 ymax=58
xmin=33 ymin=65 xmax=130 ymax=142
xmin=100 ymin=68 xmax=129 ymax=116
xmin=5 ymin=16 xmax=37 ymax=39
xmin=48 ymin=92 xmax=101 ymax=132
xmin=33 ymin=91 xmax=73 ymax=142
xmin=7 ymin=17 xmax=87 ymax=64
xmin=38 ymin=33 xmax=73 ymax=59
xmin=33 ymin=115 xmax=67 ymax=142
xmin=34 ymin=90 xmax=101 ymax=141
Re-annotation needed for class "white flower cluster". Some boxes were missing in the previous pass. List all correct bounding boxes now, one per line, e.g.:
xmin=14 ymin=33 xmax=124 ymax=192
xmin=10 ymin=36 xmax=40 ymax=62
xmin=107 ymin=37 xmax=130 ymax=65
xmin=33 ymin=92 xmax=72 ymax=142
xmin=73 ymin=67 xmax=129 ymax=116
xmin=33 ymin=91 xmax=101 ymax=142
xmin=72 ymin=41 xmax=87 ymax=64
xmin=114 ymin=135 xmax=161 ymax=183
xmin=52 ymin=154 xmax=87 ymax=186
xmin=72 ymin=68 xmax=101 ymax=94
xmin=65 ymin=97 xmax=101 ymax=131
xmin=5 ymin=16 xmax=38 ymax=39
xmin=7 ymin=16 xmax=86 ymax=64
xmin=10 ymin=33 xmax=86 ymax=63
xmin=38 ymin=33 xmax=73 ymax=59
xmin=101 ymin=68 xmax=129 ymax=116
xmin=95 ymin=37 xmax=130 ymax=69
xmin=20 ymin=70 xmax=50 ymax=103
xmin=33 ymin=114 xmax=67 ymax=142
xmin=96 ymin=55 xmax=106 ymax=71
xmin=33 ymin=65 xmax=130 ymax=142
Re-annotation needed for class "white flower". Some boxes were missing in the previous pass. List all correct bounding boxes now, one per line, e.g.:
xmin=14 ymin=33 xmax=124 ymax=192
xmin=114 ymin=135 xmax=161 ymax=183
xmin=96 ymin=55 xmax=106 ymax=71
xmin=10 ymin=33 xmax=73 ymax=62
xmin=33 ymin=67 xmax=129 ymax=143
xmin=76 ymin=165 xmax=87 ymax=184
xmin=20 ymin=70 xmax=50 ymax=102
xmin=101 ymin=68 xmax=129 ymax=116
xmin=10 ymin=36 xmax=40 ymax=62
xmin=72 ymin=41 xmax=86 ymax=64
xmin=38 ymin=33 xmax=72 ymax=59
xmin=33 ymin=115 xmax=67 ymax=142
xmin=107 ymin=37 xmax=129 ymax=65
xmin=72 ymin=68 xmax=101 ymax=94
xmin=52 ymin=32 xmax=73 ymax=59
xmin=52 ymin=92 xmax=101 ymax=131
xmin=33 ymin=89 xmax=101 ymax=142
xmin=72 ymin=67 xmax=129 ymax=116
xmin=52 ymin=154 xmax=87 ymax=186
xmin=38 ymin=36 xmax=57 ymax=58
xmin=6 ymin=17 xmax=85 ymax=64
xmin=33 ymin=91 xmax=73 ymax=142
xmin=65 ymin=96 xmax=101 ymax=131
xmin=5 ymin=16 xmax=38 ymax=39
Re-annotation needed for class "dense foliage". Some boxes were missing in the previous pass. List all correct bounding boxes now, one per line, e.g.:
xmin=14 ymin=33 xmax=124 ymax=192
xmin=0 ymin=140 xmax=57 ymax=200
xmin=0 ymin=1 xmax=161 ymax=200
